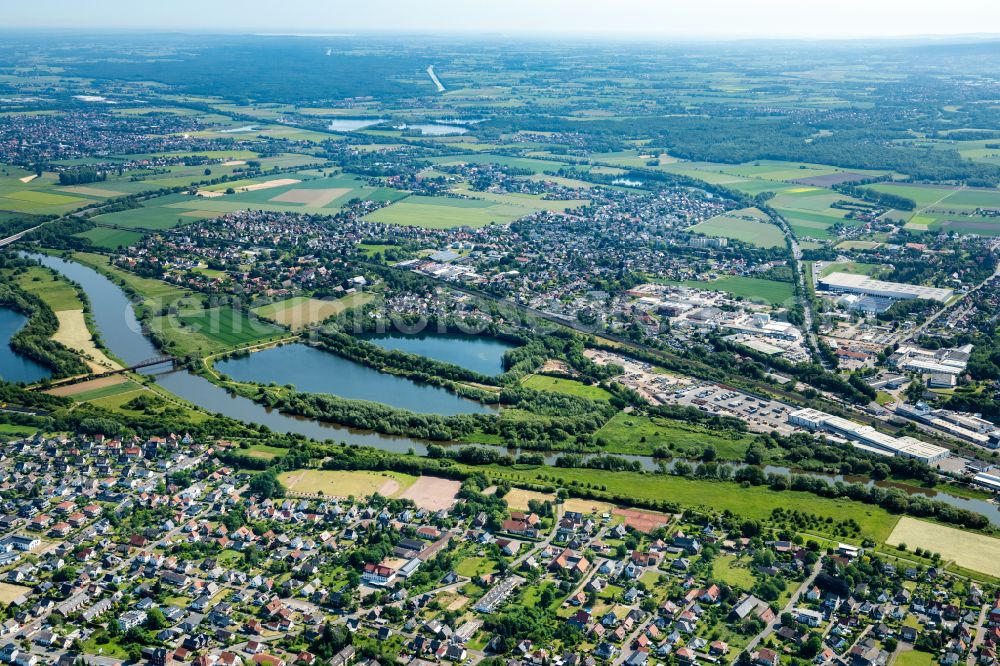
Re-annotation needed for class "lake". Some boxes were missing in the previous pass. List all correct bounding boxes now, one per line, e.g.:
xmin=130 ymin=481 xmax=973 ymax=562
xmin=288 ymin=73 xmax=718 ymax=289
xmin=328 ymin=118 xmax=385 ymax=131
xmin=402 ymin=123 xmax=468 ymax=136
xmin=24 ymin=253 xmax=437 ymax=451
xmin=0 ymin=308 xmax=51 ymax=384
xmin=364 ymin=332 xmax=514 ymax=376
xmin=17 ymin=255 xmax=1000 ymax=525
xmin=215 ymin=343 xmax=496 ymax=415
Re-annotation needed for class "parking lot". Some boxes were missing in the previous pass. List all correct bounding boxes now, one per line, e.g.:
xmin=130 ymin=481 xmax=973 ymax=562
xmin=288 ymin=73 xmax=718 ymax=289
xmin=666 ymin=384 xmax=798 ymax=435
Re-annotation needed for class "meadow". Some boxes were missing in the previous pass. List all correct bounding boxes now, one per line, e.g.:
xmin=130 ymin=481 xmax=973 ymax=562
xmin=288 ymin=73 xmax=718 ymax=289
xmin=364 ymin=195 xmax=532 ymax=229
xmin=478 ymin=463 xmax=902 ymax=542
xmin=594 ymin=412 xmax=758 ymax=459
xmin=521 ymin=374 xmax=613 ymax=401
xmin=689 ymin=208 xmax=785 ymax=248
xmin=886 ymin=516 xmax=1000 ymax=577
xmin=668 ymin=276 xmax=795 ymax=306
xmin=171 ymin=306 xmax=284 ymax=355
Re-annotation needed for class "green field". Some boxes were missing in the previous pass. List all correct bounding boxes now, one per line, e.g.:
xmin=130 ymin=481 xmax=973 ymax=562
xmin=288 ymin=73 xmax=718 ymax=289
xmin=480 ymin=464 xmax=901 ymax=542
xmin=75 ymin=226 xmax=145 ymax=249
xmin=594 ymin=412 xmax=758 ymax=459
xmin=364 ymin=195 xmax=531 ymax=229
xmin=14 ymin=266 xmax=82 ymax=311
xmin=893 ymin=650 xmax=935 ymax=666
xmin=689 ymin=209 xmax=785 ymax=248
xmin=172 ymin=307 xmax=284 ymax=354
xmin=521 ymin=374 xmax=613 ymax=401
xmin=669 ymin=276 xmax=795 ymax=306
xmin=72 ymin=380 xmax=142 ymax=402
xmin=711 ymin=554 xmax=756 ymax=590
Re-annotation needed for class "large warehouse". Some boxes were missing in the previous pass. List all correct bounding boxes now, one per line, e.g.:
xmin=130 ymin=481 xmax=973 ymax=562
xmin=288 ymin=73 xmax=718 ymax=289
xmin=788 ymin=408 xmax=950 ymax=464
xmin=817 ymin=272 xmax=953 ymax=303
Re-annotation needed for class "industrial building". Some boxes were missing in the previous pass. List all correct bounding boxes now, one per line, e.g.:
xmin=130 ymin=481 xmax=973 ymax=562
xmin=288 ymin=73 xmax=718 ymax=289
xmin=895 ymin=402 xmax=999 ymax=448
xmin=818 ymin=272 xmax=953 ymax=303
xmin=788 ymin=408 xmax=950 ymax=464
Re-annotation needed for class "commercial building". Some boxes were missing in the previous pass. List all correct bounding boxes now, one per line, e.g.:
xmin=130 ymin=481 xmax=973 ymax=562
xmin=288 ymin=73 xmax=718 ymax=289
xmin=818 ymin=272 xmax=953 ymax=303
xmin=788 ymin=408 xmax=950 ymax=464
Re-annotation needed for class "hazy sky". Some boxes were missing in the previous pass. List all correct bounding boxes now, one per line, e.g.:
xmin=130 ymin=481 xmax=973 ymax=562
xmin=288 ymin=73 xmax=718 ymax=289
xmin=6 ymin=0 xmax=1000 ymax=39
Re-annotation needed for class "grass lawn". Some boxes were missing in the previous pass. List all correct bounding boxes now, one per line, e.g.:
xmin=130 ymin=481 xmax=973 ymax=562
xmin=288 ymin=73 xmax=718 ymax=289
xmin=278 ymin=469 xmax=417 ymax=498
xmin=711 ymin=554 xmax=756 ymax=591
xmin=0 ymin=582 xmax=30 ymax=603
xmin=521 ymin=374 xmax=613 ymax=401
xmin=454 ymin=556 xmax=498 ymax=578
xmin=893 ymin=650 xmax=935 ymax=666
xmin=246 ymin=443 xmax=288 ymax=459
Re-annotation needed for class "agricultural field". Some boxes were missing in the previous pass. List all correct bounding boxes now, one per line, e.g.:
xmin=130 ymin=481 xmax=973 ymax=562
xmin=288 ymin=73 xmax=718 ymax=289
xmin=169 ymin=306 xmax=285 ymax=355
xmin=689 ymin=207 xmax=785 ymax=248
xmin=669 ymin=276 xmax=795 ymax=306
xmin=364 ymin=195 xmax=532 ymax=229
xmin=0 ymin=168 xmax=103 ymax=215
xmin=521 ymin=374 xmax=613 ymax=401
xmin=75 ymin=226 xmax=145 ymax=249
xmin=87 ymin=193 xmax=219 ymax=231
xmin=429 ymin=153 xmax=569 ymax=174
xmin=886 ymin=516 xmax=1000 ymax=577
xmin=252 ymin=292 xmax=375 ymax=330
xmin=278 ymin=469 xmax=417 ymax=498
xmin=169 ymin=173 xmax=406 ymax=216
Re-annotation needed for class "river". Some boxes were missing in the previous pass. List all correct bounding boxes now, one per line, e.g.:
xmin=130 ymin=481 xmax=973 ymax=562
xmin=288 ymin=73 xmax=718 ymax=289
xmin=20 ymin=253 xmax=1000 ymax=525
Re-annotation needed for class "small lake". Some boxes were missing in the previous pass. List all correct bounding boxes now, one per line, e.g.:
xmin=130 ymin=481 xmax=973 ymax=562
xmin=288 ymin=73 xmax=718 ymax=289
xmin=328 ymin=118 xmax=385 ymax=131
xmin=0 ymin=308 xmax=51 ymax=384
xmin=216 ymin=343 xmax=496 ymax=415
xmin=401 ymin=123 xmax=469 ymax=136
xmin=364 ymin=332 xmax=514 ymax=376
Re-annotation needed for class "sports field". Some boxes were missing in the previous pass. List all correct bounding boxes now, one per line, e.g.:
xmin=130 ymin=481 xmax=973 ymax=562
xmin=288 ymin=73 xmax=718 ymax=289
xmin=253 ymin=293 xmax=375 ymax=329
xmin=886 ymin=516 xmax=1000 ymax=577
xmin=689 ymin=208 xmax=785 ymax=248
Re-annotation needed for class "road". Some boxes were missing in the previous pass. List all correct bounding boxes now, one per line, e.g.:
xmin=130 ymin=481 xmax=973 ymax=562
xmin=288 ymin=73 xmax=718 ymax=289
xmin=427 ymin=65 xmax=446 ymax=93
xmin=769 ymin=208 xmax=830 ymax=369
xmin=966 ymin=603 xmax=988 ymax=666
xmin=744 ymin=559 xmax=823 ymax=655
